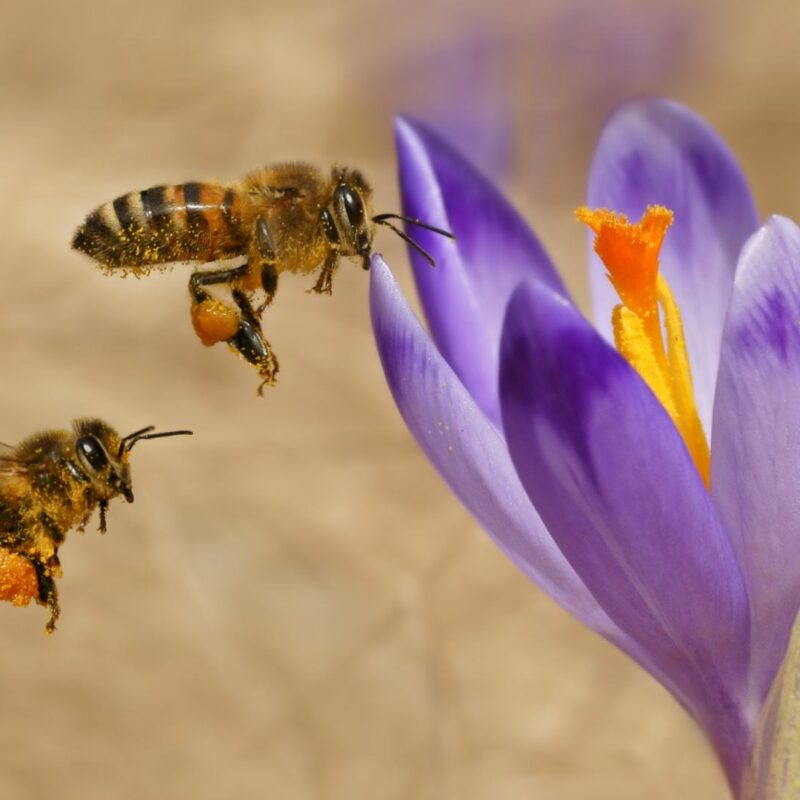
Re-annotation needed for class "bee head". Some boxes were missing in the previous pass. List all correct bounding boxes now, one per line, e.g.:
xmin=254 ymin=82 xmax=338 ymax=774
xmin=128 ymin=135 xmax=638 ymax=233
xmin=324 ymin=168 xmax=375 ymax=270
xmin=73 ymin=419 xmax=133 ymax=503
xmin=322 ymin=167 xmax=455 ymax=271
xmin=71 ymin=420 xmax=192 ymax=504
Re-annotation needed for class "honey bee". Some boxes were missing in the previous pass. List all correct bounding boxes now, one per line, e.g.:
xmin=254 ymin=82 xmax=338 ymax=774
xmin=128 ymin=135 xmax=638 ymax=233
xmin=0 ymin=419 xmax=191 ymax=633
xmin=72 ymin=164 xmax=453 ymax=392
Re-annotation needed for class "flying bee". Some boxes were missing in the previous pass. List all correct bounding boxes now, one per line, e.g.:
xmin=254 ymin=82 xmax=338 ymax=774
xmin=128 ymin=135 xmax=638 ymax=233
xmin=72 ymin=164 xmax=453 ymax=393
xmin=0 ymin=419 xmax=192 ymax=633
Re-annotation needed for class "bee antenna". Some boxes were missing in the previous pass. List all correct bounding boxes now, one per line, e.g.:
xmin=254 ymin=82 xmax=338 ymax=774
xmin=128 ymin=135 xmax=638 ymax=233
xmin=372 ymin=213 xmax=455 ymax=239
xmin=372 ymin=214 xmax=455 ymax=269
xmin=119 ymin=426 xmax=193 ymax=456
xmin=372 ymin=218 xmax=433 ymax=267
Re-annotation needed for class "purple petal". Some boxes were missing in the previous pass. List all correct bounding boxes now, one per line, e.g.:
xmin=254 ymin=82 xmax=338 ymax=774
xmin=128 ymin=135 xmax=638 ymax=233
xmin=394 ymin=117 xmax=567 ymax=428
xmin=369 ymin=255 xmax=610 ymax=629
xmin=587 ymin=98 xmax=759 ymax=435
xmin=369 ymin=254 xmax=711 ymax=724
xmin=499 ymin=280 xmax=751 ymax=784
xmin=712 ymin=216 xmax=800 ymax=705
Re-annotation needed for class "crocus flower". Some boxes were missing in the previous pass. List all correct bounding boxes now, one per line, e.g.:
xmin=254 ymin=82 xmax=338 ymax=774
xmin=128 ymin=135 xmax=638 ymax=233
xmin=369 ymin=98 xmax=800 ymax=798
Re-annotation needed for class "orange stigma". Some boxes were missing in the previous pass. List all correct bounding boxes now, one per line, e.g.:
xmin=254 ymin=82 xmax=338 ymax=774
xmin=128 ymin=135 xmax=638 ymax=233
xmin=577 ymin=205 xmax=710 ymax=486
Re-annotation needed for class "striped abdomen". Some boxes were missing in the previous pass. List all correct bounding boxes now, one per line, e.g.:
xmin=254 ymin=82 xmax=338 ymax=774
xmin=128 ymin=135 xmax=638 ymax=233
xmin=72 ymin=183 xmax=249 ymax=272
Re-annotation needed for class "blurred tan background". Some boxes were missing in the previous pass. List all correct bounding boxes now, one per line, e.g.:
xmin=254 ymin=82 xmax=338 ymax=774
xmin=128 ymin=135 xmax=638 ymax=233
xmin=0 ymin=1 xmax=797 ymax=797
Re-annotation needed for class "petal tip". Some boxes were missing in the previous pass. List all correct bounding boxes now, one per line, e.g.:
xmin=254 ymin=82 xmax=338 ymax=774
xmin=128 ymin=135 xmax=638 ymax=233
xmin=370 ymin=252 xmax=390 ymax=273
xmin=605 ymin=96 xmax=708 ymax=132
xmin=739 ymin=215 xmax=798 ymax=267
xmin=369 ymin=254 xmax=398 ymax=312
xmin=506 ymin=279 xmax=573 ymax=332
xmin=763 ymin=213 xmax=796 ymax=234
xmin=393 ymin=114 xmax=440 ymax=158
xmin=393 ymin=114 xmax=419 ymax=144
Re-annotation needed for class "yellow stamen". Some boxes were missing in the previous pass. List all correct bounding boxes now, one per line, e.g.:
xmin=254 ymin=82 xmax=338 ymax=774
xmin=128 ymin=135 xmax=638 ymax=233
xmin=611 ymin=305 xmax=678 ymax=420
xmin=657 ymin=275 xmax=710 ymax=484
xmin=577 ymin=205 xmax=710 ymax=486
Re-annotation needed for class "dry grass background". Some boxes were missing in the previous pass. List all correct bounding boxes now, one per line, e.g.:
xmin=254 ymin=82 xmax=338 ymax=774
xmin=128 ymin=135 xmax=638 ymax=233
xmin=0 ymin=1 xmax=797 ymax=798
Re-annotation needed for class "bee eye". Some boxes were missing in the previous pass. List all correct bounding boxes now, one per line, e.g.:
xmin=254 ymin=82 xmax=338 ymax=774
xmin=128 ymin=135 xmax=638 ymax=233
xmin=336 ymin=185 xmax=364 ymax=228
xmin=76 ymin=436 xmax=108 ymax=472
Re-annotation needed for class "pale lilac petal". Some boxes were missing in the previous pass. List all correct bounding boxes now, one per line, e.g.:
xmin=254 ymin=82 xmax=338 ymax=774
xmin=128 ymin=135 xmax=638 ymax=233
xmin=395 ymin=116 xmax=566 ymax=428
xmin=587 ymin=98 xmax=759 ymax=435
xmin=499 ymin=280 xmax=751 ymax=784
xmin=712 ymin=216 xmax=800 ymax=705
xmin=369 ymin=255 xmax=611 ymax=630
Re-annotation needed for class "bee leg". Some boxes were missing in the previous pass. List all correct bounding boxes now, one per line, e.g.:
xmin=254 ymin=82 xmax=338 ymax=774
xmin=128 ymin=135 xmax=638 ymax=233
xmin=188 ymin=266 xmax=278 ymax=391
xmin=252 ymin=218 xmax=279 ymax=316
xmin=77 ymin=488 xmax=93 ymax=532
xmin=98 ymin=499 xmax=108 ymax=534
xmin=308 ymin=251 xmax=339 ymax=296
xmin=254 ymin=263 xmax=279 ymax=316
xmin=32 ymin=556 xmax=60 ymax=634
xmin=38 ymin=511 xmax=65 ymax=545
xmin=230 ymin=288 xmax=279 ymax=394
xmin=189 ymin=264 xmax=250 ymax=303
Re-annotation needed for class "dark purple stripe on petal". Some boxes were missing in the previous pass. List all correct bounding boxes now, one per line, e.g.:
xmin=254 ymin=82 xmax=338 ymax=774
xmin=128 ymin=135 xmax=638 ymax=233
xmin=734 ymin=287 xmax=795 ymax=361
xmin=394 ymin=117 xmax=567 ymax=428
xmin=499 ymin=279 xmax=751 ymax=787
xmin=712 ymin=216 xmax=800 ymax=708
xmin=587 ymin=98 xmax=759 ymax=436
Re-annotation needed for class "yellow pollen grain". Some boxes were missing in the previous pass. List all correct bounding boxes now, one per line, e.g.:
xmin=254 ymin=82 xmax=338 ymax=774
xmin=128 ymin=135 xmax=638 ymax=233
xmin=577 ymin=205 xmax=710 ymax=486
xmin=611 ymin=305 xmax=678 ymax=420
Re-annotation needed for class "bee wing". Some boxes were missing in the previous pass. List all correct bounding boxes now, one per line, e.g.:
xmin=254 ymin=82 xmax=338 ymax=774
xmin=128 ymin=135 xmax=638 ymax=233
xmin=0 ymin=448 xmax=23 ymax=468
xmin=0 ymin=449 xmax=31 ymax=492
xmin=0 ymin=450 xmax=29 ymax=538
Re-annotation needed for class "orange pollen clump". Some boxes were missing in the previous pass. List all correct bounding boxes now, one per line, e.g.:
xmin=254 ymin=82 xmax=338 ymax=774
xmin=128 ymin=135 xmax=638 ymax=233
xmin=576 ymin=205 xmax=710 ymax=487
xmin=0 ymin=548 xmax=38 ymax=607
xmin=191 ymin=297 xmax=240 ymax=347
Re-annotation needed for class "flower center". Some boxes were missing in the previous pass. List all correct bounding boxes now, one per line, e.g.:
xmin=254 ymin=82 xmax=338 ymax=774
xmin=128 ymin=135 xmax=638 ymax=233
xmin=576 ymin=205 xmax=710 ymax=486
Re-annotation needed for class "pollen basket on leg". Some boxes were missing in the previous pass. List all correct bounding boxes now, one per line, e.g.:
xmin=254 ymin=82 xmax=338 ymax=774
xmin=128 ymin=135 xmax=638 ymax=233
xmin=191 ymin=296 xmax=241 ymax=346
xmin=577 ymin=205 xmax=710 ymax=486
xmin=0 ymin=549 xmax=37 ymax=606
